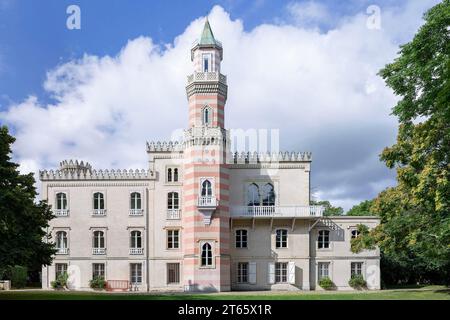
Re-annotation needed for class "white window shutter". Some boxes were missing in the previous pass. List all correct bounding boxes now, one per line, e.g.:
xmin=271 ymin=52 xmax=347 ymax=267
xmin=268 ymin=262 xmax=275 ymax=284
xmin=249 ymin=262 xmax=257 ymax=284
xmin=288 ymin=261 xmax=296 ymax=284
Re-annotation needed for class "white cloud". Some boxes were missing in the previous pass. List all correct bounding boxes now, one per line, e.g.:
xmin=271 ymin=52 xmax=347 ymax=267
xmin=0 ymin=2 xmax=439 ymax=211
xmin=286 ymin=1 xmax=330 ymax=28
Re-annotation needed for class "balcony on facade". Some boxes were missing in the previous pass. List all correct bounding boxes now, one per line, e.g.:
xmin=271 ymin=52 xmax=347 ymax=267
xmin=197 ymin=196 xmax=218 ymax=209
xmin=55 ymin=248 xmax=69 ymax=255
xmin=230 ymin=205 xmax=324 ymax=218
xmin=167 ymin=209 xmax=181 ymax=220
xmin=92 ymin=248 xmax=106 ymax=255
xmin=92 ymin=209 xmax=107 ymax=216
xmin=129 ymin=248 xmax=144 ymax=255
xmin=129 ymin=209 xmax=144 ymax=216
xmin=54 ymin=209 xmax=69 ymax=217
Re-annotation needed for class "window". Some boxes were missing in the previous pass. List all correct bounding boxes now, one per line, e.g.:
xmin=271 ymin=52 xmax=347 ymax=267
xmin=235 ymin=229 xmax=248 ymax=248
xmin=237 ymin=262 xmax=249 ymax=283
xmin=167 ymin=167 xmax=179 ymax=182
xmin=56 ymin=193 xmax=67 ymax=210
xmin=55 ymin=263 xmax=67 ymax=279
xmin=92 ymin=263 xmax=105 ymax=279
xmin=130 ymin=231 xmax=142 ymax=249
xmin=351 ymin=262 xmax=363 ymax=277
xmin=275 ymin=262 xmax=288 ymax=283
xmin=201 ymin=243 xmax=213 ymax=267
xmin=173 ymin=168 xmax=179 ymax=182
xmin=168 ymin=192 xmax=179 ymax=209
xmin=130 ymin=263 xmax=142 ymax=284
xmin=56 ymin=231 xmax=68 ymax=249
xmin=93 ymin=192 xmax=104 ymax=210
xmin=262 ymin=183 xmax=275 ymax=206
xmin=201 ymin=180 xmax=212 ymax=197
xmin=202 ymin=107 xmax=211 ymax=126
xmin=167 ymin=263 xmax=180 ymax=284
xmin=167 ymin=230 xmax=180 ymax=249
xmin=247 ymin=184 xmax=260 ymax=206
xmin=318 ymin=262 xmax=330 ymax=281
xmin=351 ymin=229 xmax=360 ymax=239
xmin=318 ymin=230 xmax=330 ymax=249
xmin=202 ymin=53 xmax=211 ymax=72
xmin=275 ymin=229 xmax=288 ymax=248
xmin=167 ymin=168 xmax=172 ymax=182
xmin=130 ymin=192 xmax=141 ymax=210
xmin=93 ymin=231 xmax=105 ymax=248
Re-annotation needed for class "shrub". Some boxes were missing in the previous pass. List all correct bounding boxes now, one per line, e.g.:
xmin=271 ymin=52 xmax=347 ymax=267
xmin=349 ymin=275 xmax=367 ymax=289
xmin=51 ymin=272 xmax=68 ymax=289
xmin=10 ymin=266 xmax=27 ymax=288
xmin=319 ymin=277 xmax=335 ymax=290
xmin=89 ymin=276 xmax=106 ymax=290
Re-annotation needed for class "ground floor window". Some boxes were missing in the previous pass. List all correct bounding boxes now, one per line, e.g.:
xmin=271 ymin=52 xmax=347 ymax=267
xmin=92 ymin=263 xmax=105 ymax=279
xmin=237 ymin=262 xmax=249 ymax=283
xmin=275 ymin=262 xmax=288 ymax=283
xmin=351 ymin=262 xmax=363 ymax=277
xmin=318 ymin=262 xmax=330 ymax=281
xmin=167 ymin=263 xmax=180 ymax=284
xmin=55 ymin=263 xmax=67 ymax=279
xmin=130 ymin=263 xmax=142 ymax=284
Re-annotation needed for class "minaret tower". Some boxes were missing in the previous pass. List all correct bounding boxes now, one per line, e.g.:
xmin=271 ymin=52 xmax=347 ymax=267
xmin=182 ymin=18 xmax=231 ymax=291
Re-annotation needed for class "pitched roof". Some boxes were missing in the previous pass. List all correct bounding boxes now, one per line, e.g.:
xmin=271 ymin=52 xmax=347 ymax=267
xmin=199 ymin=18 xmax=217 ymax=45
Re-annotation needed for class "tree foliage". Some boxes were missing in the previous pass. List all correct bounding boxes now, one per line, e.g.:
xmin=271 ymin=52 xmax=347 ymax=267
xmin=311 ymin=200 xmax=344 ymax=216
xmin=346 ymin=200 xmax=375 ymax=216
xmin=0 ymin=126 xmax=55 ymax=278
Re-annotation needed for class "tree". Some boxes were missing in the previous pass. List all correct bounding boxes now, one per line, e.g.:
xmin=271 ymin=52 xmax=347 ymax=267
xmin=354 ymin=1 xmax=450 ymax=284
xmin=311 ymin=200 xmax=344 ymax=216
xmin=0 ymin=126 xmax=55 ymax=279
xmin=346 ymin=200 xmax=375 ymax=216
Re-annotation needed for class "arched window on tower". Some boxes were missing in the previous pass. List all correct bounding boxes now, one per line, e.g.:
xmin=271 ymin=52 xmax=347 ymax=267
xmin=202 ymin=107 xmax=211 ymax=126
xmin=201 ymin=180 xmax=212 ymax=197
xmin=201 ymin=242 xmax=212 ymax=266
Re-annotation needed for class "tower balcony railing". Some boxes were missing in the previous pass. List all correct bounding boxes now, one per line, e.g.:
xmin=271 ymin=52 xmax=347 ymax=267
xmin=167 ymin=209 xmax=181 ymax=220
xmin=198 ymin=196 xmax=218 ymax=208
xmin=231 ymin=205 xmax=324 ymax=218
xmin=187 ymin=72 xmax=227 ymax=85
xmin=55 ymin=209 xmax=69 ymax=217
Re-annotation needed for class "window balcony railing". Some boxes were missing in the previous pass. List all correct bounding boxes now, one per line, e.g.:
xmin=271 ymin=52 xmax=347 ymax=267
xmin=129 ymin=248 xmax=144 ymax=255
xmin=231 ymin=205 xmax=324 ymax=218
xmin=129 ymin=209 xmax=144 ymax=216
xmin=167 ymin=209 xmax=181 ymax=220
xmin=197 ymin=196 xmax=218 ymax=208
xmin=92 ymin=248 xmax=106 ymax=255
xmin=92 ymin=209 xmax=107 ymax=216
xmin=54 ymin=209 xmax=69 ymax=217
xmin=55 ymin=248 xmax=69 ymax=255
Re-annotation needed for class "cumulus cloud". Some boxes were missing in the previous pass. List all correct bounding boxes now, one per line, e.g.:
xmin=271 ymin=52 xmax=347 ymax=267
xmin=0 ymin=2 xmax=440 ymax=210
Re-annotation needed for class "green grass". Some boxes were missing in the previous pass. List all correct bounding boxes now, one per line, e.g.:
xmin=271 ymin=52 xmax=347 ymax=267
xmin=0 ymin=286 xmax=448 ymax=300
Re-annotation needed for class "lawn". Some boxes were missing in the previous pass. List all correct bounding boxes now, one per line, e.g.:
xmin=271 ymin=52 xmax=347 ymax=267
xmin=0 ymin=286 xmax=448 ymax=300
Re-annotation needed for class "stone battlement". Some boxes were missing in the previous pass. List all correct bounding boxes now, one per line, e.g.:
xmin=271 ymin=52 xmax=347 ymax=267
xmin=231 ymin=151 xmax=312 ymax=163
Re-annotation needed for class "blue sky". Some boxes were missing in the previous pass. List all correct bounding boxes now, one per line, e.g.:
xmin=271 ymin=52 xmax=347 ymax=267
xmin=0 ymin=0 xmax=441 ymax=210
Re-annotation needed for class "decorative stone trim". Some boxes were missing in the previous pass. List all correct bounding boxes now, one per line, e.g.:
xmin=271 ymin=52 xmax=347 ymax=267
xmin=231 ymin=151 xmax=312 ymax=163
xmin=40 ymin=169 xmax=153 ymax=181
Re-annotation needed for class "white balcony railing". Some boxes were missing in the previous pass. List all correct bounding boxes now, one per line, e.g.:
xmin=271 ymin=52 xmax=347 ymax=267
xmin=187 ymin=72 xmax=227 ymax=85
xmin=129 ymin=248 xmax=144 ymax=255
xmin=56 ymin=248 xmax=69 ymax=255
xmin=54 ymin=209 xmax=69 ymax=217
xmin=231 ymin=205 xmax=324 ymax=218
xmin=92 ymin=209 xmax=106 ymax=216
xmin=92 ymin=248 xmax=106 ymax=255
xmin=198 ymin=196 xmax=218 ymax=208
xmin=129 ymin=209 xmax=144 ymax=216
xmin=167 ymin=209 xmax=181 ymax=220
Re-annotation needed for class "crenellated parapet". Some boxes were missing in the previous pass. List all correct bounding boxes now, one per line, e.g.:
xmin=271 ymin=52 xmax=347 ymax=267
xmin=146 ymin=141 xmax=184 ymax=153
xmin=231 ymin=151 xmax=312 ymax=163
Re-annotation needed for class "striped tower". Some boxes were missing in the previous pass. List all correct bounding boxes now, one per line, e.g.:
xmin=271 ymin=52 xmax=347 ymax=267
xmin=182 ymin=18 xmax=231 ymax=292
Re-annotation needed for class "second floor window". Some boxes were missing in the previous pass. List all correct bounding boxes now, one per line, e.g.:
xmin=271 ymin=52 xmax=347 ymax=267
xmin=247 ymin=184 xmax=260 ymax=206
xmin=168 ymin=192 xmax=179 ymax=209
xmin=201 ymin=180 xmax=212 ymax=197
xmin=262 ymin=183 xmax=275 ymax=206
xmin=93 ymin=231 xmax=105 ymax=248
xmin=130 ymin=192 xmax=141 ymax=210
xmin=275 ymin=229 xmax=288 ymax=248
xmin=93 ymin=192 xmax=104 ymax=210
xmin=167 ymin=230 xmax=179 ymax=249
xmin=167 ymin=167 xmax=179 ymax=182
xmin=235 ymin=229 xmax=248 ymax=248
xmin=201 ymin=242 xmax=212 ymax=267
xmin=56 ymin=193 xmax=67 ymax=210
xmin=318 ymin=230 xmax=330 ymax=249
xmin=130 ymin=231 xmax=142 ymax=249
xmin=247 ymin=183 xmax=275 ymax=206
xmin=56 ymin=231 xmax=67 ymax=249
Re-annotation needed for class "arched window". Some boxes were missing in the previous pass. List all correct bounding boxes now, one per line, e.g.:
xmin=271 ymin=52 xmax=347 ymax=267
xmin=56 ymin=231 xmax=67 ymax=249
xmin=130 ymin=231 xmax=142 ymax=249
xmin=262 ymin=183 xmax=275 ymax=206
xmin=201 ymin=242 xmax=212 ymax=266
xmin=318 ymin=230 xmax=330 ymax=249
xmin=247 ymin=184 xmax=260 ymax=206
xmin=167 ymin=168 xmax=172 ymax=182
xmin=93 ymin=231 xmax=105 ymax=248
xmin=202 ymin=107 xmax=211 ymax=126
xmin=173 ymin=168 xmax=179 ymax=182
xmin=56 ymin=193 xmax=67 ymax=210
xmin=93 ymin=192 xmax=104 ymax=210
xmin=168 ymin=192 xmax=179 ymax=209
xmin=130 ymin=192 xmax=141 ymax=210
xmin=201 ymin=180 xmax=212 ymax=197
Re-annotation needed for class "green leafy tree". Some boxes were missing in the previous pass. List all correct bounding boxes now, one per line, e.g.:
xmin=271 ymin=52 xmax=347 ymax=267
xmin=355 ymin=1 xmax=450 ymax=284
xmin=311 ymin=200 xmax=343 ymax=216
xmin=0 ymin=126 xmax=55 ymax=279
xmin=346 ymin=200 xmax=375 ymax=216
